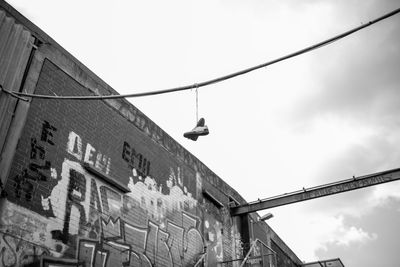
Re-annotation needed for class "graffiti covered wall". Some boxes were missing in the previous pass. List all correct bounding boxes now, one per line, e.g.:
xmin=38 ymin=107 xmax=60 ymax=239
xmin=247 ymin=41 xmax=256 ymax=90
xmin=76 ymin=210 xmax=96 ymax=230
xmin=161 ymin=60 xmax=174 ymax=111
xmin=1 ymin=59 xmax=239 ymax=266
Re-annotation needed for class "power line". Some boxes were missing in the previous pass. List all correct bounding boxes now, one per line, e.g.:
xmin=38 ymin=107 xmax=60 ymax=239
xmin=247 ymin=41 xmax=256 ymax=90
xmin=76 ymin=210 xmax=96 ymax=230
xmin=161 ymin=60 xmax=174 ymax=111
xmin=2 ymin=6 xmax=400 ymax=101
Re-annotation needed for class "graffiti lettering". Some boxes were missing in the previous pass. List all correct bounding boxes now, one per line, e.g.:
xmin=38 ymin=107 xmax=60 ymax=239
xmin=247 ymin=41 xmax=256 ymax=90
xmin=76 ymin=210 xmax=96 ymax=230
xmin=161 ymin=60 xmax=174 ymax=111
xmin=29 ymin=160 xmax=51 ymax=182
xmin=12 ymin=121 xmax=57 ymax=206
xmin=49 ymin=158 xmax=204 ymax=266
xmin=41 ymin=120 xmax=57 ymax=146
xmin=122 ymin=141 xmax=151 ymax=178
xmin=67 ymin=131 xmax=111 ymax=175
xmin=30 ymin=137 xmax=45 ymax=160
xmin=63 ymin=169 xmax=87 ymax=240
xmin=41 ymin=256 xmax=84 ymax=267
xmin=0 ymin=232 xmax=50 ymax=267
xmin=75 ymin=214 xmax=203 ymax=267
xmin=7 ymin=127 xmax=209 ymax=266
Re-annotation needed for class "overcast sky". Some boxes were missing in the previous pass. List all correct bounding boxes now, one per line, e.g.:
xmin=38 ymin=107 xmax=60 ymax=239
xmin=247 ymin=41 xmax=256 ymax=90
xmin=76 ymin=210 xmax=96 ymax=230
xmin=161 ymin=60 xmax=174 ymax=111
xmin=7 ymin=0 xmax=400 ymax=266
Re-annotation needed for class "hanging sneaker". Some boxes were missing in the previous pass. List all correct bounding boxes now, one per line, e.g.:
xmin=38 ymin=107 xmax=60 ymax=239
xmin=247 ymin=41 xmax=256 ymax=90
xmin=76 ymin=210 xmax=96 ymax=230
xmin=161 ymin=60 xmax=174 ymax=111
xmin=184 ymin=118 xmax=209 ymax=141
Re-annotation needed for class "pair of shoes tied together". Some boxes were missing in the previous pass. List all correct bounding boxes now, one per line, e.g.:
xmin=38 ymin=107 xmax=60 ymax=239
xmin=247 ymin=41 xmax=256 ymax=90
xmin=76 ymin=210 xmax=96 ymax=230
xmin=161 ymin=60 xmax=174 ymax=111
xmin=184 ymin=118 xmax=209 ymax=141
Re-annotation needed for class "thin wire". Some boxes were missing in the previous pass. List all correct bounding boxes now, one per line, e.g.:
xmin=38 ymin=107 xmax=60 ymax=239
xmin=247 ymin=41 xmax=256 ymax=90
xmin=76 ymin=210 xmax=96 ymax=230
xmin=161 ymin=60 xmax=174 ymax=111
xmin=4 ymin=6 xmax=400 ymax=101
xmin=196 ymin=87 xmax=199 ymax=123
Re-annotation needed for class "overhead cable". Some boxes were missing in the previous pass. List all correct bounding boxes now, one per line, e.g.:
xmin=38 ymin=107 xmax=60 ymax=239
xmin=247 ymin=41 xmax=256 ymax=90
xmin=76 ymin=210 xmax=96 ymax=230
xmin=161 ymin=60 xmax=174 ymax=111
xmin=2 ymin=6 xmax=400 ymax=101
xmin=0 ymin=85 xmax=29 ymax=102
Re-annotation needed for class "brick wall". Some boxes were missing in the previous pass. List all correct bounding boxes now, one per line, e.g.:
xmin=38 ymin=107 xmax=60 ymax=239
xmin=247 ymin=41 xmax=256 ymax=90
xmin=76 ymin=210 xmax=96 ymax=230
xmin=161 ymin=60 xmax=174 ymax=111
xmin=271 ymin=240 xmax=301 ymax=267
xmin=0 ymin=2 xmax=305 ymax=266
xmin=1 ymin=59 xmax=237 ymax=266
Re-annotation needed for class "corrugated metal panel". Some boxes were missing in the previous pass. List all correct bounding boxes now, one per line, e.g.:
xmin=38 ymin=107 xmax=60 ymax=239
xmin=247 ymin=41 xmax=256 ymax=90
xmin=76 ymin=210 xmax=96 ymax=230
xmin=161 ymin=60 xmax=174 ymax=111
xmin=0 ymin=9 xmax=35 ymax=152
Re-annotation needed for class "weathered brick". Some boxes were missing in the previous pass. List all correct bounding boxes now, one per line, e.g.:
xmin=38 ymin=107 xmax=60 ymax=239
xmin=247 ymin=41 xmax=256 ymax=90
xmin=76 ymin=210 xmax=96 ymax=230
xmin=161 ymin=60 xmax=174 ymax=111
xmin=0 ymin=3 xmax=305 ymax=266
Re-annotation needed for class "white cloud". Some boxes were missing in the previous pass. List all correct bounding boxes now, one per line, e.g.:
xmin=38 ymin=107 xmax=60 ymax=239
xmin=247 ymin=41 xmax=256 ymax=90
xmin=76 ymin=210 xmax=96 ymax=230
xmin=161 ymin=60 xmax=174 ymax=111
xmin=268 ymin=211 xmax=377 ymax=262
xmin=369 ymin=182 xmax=400 ymax=207
xmin=333 ymin=225 xmax=377 ymax=247
xmin=311 ymin=215 xmax=377 ymax=257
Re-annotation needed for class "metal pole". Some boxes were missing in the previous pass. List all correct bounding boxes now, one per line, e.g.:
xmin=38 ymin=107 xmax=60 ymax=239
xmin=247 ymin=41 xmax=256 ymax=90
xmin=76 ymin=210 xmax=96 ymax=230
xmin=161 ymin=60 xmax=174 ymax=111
xmin=240 ymin=240 xmax=258 ymax=267
xmin=231 ymin=168 xmax=400 ymax=215
xmin=261 ymin=243 xmax=264 ymax=267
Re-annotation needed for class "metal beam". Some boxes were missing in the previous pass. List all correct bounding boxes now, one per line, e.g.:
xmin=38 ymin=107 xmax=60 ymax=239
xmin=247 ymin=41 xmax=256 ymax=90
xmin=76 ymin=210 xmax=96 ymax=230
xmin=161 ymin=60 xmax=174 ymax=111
xmin=230 ymin=167 xmax=400 ymax=216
